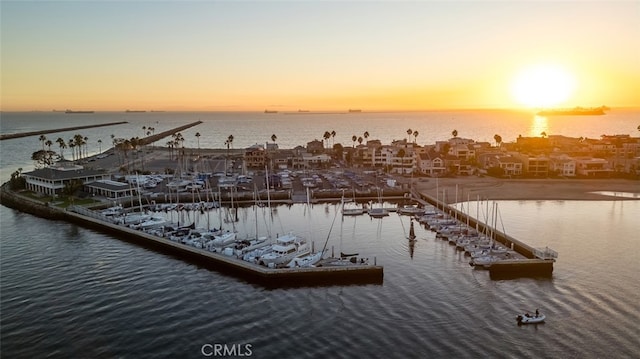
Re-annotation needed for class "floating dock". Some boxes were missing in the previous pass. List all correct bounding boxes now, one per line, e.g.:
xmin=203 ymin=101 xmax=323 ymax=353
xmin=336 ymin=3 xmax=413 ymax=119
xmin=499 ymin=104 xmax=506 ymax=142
xmin=412 ymin=189 xmax=557 ymax=278
xmin=65 ymin=206 xmax=383 ymax=288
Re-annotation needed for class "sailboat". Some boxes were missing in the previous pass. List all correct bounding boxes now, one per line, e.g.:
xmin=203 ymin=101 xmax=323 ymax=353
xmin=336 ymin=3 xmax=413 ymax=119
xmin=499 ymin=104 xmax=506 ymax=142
xmin=368 ymin=186 xmax=389 ymax=218
xmin=341 ymin=189 xmax=364 ymax=216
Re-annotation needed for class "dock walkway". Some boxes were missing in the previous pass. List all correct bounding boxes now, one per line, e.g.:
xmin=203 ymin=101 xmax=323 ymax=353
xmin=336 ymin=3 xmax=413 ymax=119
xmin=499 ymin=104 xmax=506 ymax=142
xmin=410 ymin=188 xmax=557 ymax=278
xmin=65 ymin=205 xmax=383 ymax=287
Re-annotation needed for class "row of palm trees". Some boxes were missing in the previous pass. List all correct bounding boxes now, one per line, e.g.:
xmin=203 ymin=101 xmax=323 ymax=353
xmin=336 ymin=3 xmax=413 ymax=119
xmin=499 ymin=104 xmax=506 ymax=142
xmin=38 ymin=133 xmax=100 ymax=162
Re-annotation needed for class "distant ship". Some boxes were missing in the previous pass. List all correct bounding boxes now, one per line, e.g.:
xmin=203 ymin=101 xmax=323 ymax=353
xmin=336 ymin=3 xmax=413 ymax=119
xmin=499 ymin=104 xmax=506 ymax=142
xmin=65 ymin=109 xmax=94 ymax=114
xmin=264 ymin=110 xmax=278 ymax=114
xmin=125 ymin=109 xmax=146 ymax=113
xmin=537 ymin=106 xmax=607 ymax=116
xmin=348 ymin=109 xmax=362 ymax=113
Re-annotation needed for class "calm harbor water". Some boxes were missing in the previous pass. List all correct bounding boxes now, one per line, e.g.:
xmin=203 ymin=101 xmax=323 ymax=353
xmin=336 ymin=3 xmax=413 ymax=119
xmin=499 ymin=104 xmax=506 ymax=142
xmin=1 ymin=111 xmax=639 ymax=358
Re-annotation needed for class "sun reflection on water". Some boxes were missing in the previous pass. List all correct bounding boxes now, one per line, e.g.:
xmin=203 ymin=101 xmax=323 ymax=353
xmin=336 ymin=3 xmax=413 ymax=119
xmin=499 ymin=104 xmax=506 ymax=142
xmin=530 ymin=115 xmax=549 ymax=137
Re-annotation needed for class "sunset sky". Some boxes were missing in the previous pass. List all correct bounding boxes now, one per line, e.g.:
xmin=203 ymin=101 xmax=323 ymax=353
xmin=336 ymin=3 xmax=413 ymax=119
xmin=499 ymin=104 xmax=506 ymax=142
xmin=1 ymin=1 xmax=638 ymax=112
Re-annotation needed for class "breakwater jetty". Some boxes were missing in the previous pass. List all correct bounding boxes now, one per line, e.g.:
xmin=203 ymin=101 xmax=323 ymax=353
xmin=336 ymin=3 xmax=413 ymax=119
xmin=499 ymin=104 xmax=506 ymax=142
xmin=0 ymin=121 xmax=128 ymax=141
xmin=412 ymin=189 xmax=557 ymax=278
xmin=139 ymin=121 xmax=203 ymax=145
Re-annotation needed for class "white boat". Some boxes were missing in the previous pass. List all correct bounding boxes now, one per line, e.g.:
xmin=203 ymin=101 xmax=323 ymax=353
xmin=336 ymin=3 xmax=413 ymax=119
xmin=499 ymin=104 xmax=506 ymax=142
xmin=368 ymin=208 xmax=389 ymax=218
xmin=517 ymin=312 xmax=545 ymax=325
xmin=287 ymin=251 xmax=324 ymax=268
xmin=398 ymin=205 xmax=425 ymax=216
xmin=341 ymin=191 xmax=364 ymax=216
xmin=258 ymin=233 xmax=310 ymax=267
xmin=101 ymin=205 xmax=124 ymax=216
xmin=342 ymin=207 xmax=364 ymax=216
xmin=117 ymin=212 xmax=151 ymax=225
xmin=133 ymin=216 xmax=168 ymax=230
xmin=208 ymin=231 xmax=237 ymax=249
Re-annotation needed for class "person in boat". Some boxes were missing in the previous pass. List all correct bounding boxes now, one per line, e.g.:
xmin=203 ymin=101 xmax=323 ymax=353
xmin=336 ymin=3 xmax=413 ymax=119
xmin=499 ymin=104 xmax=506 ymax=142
xmin=535 ymin=309 xmax=539 ymax=317
xmin=525 ymin=312 xmax=530 ymax=317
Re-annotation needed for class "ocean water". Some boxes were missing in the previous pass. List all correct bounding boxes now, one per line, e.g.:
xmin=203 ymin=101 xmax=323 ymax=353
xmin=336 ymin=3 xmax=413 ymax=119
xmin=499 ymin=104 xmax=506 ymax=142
xmin=1 ymin=110 xmax=639 ymax=358
xmin=1 ymin=108 xmax=638 ymax=177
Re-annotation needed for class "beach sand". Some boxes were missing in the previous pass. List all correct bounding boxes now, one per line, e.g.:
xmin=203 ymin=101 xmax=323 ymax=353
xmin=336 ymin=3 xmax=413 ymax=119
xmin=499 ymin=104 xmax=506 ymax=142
xmin=412 ymin=176 xmax=639 ymax=202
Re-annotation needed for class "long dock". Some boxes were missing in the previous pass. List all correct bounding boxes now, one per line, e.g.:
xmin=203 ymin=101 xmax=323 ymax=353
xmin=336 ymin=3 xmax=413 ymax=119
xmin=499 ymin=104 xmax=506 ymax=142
xmin=411 ymin=189 xmax=557 ymax=278
xmin=65 ymin=205 xmax=383 ymax=288
xmin=0 ymin=121 xmax=128 ymax=141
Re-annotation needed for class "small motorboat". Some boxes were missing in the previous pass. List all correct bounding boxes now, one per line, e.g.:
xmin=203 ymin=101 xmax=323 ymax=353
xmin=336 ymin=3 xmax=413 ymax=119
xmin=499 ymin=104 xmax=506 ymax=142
xmin=516 ymin=312 xmax=546 ymax=325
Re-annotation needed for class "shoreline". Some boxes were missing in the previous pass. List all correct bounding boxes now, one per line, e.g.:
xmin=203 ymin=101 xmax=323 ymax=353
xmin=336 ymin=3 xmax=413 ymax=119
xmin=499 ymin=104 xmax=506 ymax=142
xmin=412 ymin=177 xmax=639 ymax=202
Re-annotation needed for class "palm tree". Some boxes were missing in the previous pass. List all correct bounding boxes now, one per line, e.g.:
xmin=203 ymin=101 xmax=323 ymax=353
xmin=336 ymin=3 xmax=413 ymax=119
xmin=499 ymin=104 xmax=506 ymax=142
xmin=452 ymin=129 xmax=458 ymax=138
xmin=56 ymin=137 xmax=66 ymax=159
xmin=331 ymin=130 xmax=336 ymax=147
xmin=363 ymin=131 xmax=370 ymax=141
xmin=357 ymin=136 xmax=363 ymax=145
xmin=83 ymin=136 xmax=89 ymax=159
xmin=166 ymin=140 xmax=174 ymax=160
xmin=413 ymin=130 xmax=419 ymax=144
xmin=39 ymin=135 xmax=47 ymax=151
xmin=195 ymin=132 xmax=201 ymax=155
xmin=68 ymin=139 xmax=76 ymax=161
xmin=148 ymin=127 xmax=156 ymax=148
xmin=407 ymin=128 xmax=412 ymax=140
xmin=73 ymin=134 xmax=84 ymax=160
xmin=352 ymin=135 xmax=357 ymax=148
xmin=540 ymin=131 xmax=547 ymax=138
xmin=494 ymin=134 xmax=502 ymax=147
xmin=323 ymin=131 xmax=331 ymax=149
xmin=98 ymin=139 xmax=103 ymax=154
xmin=225 ymin=134 xmax=234 ymax=158
xmin=173 ymin=132 xmax=185 ymax=162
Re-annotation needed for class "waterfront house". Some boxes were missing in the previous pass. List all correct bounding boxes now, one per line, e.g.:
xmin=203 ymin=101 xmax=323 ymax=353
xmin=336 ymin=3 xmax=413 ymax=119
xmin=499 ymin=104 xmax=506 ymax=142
xmin=516 ymin=155 xmax=550 ymax=177
xmin=416 ymin=150 xmax=446 ymax=176
xmin=549 ymin=155 xmax=576 ymax=177
xmin=574 ymin=157 xmax=612 ymax=177
xmin=244 ymin=144 xmax=266 ymax=169
xmin=489 ymin=155 xmax=523 ymax=176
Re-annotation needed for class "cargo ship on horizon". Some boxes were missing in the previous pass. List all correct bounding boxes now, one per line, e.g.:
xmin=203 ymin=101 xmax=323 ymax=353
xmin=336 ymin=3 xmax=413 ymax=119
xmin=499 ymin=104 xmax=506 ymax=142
xmin=537 ymin=106 xmax=608 ymax=116
xmin=65 ymin=109 xmax=95 ymax=114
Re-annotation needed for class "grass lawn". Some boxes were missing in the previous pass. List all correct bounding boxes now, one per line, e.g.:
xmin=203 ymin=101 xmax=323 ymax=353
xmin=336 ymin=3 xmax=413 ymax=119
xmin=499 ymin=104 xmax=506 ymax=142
xmin=19 ymin=191 xmax=100 ymax=208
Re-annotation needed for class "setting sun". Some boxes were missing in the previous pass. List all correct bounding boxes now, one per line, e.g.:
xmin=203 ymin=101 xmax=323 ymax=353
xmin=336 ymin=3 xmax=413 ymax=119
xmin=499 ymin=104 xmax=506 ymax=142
xmin=511 ymin=64 xmax=576 ymax=108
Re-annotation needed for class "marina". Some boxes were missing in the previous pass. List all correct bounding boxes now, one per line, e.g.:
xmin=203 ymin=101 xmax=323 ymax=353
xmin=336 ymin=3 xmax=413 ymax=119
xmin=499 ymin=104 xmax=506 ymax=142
xmin=0 ymin=120 xmax=562 ymax=285
xmin=1 ymin=110 xmax=638 ymax=358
